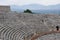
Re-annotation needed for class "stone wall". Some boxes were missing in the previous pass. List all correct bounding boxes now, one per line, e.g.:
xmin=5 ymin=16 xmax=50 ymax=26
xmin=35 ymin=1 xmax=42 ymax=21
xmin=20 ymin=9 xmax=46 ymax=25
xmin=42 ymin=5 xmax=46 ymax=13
xmin=0 ymin=6 xmax=10 ymax=13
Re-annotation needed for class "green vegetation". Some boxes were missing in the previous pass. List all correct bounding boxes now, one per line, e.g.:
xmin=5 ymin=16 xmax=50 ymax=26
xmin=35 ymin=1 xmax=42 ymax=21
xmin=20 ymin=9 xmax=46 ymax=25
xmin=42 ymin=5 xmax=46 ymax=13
xmin=24 ymin=9 xmax=32 ymax=13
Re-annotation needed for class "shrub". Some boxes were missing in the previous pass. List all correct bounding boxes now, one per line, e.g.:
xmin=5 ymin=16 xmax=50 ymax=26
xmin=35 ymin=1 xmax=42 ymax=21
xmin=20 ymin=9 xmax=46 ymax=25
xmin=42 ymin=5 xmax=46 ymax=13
xmin=24 ymin=9 xmax=32 ymax=13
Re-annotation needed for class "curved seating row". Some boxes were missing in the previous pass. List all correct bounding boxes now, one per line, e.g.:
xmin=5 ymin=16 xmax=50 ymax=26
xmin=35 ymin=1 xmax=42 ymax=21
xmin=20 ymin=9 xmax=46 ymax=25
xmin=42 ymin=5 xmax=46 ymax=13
xmin=0 ymin=26 xmax=25 ymax=40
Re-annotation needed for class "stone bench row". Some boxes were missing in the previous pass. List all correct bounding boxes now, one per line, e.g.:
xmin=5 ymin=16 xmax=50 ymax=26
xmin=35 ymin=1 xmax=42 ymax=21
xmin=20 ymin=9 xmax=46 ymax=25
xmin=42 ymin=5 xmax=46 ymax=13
xmin=0 ymin=26 xmax=25 ymax=40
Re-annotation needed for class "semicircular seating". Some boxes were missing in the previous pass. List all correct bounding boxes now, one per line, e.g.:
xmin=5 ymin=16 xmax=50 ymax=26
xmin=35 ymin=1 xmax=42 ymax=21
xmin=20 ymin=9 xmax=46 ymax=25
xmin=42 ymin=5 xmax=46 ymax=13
xmin=0 ymin=26 xmax=25 ymax=40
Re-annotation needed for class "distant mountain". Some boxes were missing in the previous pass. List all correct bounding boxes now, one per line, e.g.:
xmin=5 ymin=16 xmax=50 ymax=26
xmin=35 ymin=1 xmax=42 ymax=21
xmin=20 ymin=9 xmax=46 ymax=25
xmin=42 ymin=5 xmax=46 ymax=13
xmin=20 ymin=4 xmax=46 ymax=10
xmin=10 ymin=5 xmax=23 ymax=12
xmin=10 ymin=4 xmax=45 ymax=11
xmin=46 ymin=4 xmax=60 ymax=10
xmin=10 ymin=4 xmax=60 ymax=14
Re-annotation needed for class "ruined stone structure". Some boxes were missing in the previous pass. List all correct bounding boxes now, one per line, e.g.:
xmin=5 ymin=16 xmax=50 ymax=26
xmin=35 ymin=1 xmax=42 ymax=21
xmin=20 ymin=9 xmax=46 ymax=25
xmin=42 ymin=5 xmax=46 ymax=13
xmin=0 ymin=6 xmax=10 ymax=13
xmin=0 ymin=13 xmax=60 ymax=40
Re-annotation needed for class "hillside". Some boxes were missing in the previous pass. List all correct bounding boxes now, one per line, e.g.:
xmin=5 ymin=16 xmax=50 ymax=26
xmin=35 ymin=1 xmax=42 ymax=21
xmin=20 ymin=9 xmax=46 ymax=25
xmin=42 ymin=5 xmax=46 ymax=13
xmin=11 ymin=4 xmax=60 ymax=10
xmin=11 ymin=4 xmax=60 ymax=14
xmin=0 ymin=13 xmax=60 ymax=40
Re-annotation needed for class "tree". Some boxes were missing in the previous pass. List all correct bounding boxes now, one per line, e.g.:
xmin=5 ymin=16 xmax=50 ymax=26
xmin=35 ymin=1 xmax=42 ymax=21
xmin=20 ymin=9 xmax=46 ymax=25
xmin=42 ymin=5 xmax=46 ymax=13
xmin=24 ymin=9 xmax=32 ymax=13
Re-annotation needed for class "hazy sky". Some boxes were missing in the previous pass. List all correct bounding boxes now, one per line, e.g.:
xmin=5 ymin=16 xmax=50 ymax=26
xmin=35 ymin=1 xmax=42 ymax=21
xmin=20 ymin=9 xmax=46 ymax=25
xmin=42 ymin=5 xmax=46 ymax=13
xmin=0 ymin=0 xmax=60 ymax=6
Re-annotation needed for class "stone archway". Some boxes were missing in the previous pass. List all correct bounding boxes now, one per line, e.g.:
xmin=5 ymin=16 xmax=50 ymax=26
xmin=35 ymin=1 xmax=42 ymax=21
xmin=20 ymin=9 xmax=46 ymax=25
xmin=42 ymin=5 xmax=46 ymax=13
xmin=31 ymin=29 xmax=60 ymax=40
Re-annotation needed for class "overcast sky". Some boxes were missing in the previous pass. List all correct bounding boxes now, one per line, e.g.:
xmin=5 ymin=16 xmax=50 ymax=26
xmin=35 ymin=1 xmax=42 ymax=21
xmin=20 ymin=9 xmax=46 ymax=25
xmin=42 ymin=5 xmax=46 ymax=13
xmin=0 ymin=0 xmax=60 ymax=6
